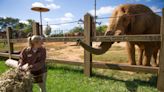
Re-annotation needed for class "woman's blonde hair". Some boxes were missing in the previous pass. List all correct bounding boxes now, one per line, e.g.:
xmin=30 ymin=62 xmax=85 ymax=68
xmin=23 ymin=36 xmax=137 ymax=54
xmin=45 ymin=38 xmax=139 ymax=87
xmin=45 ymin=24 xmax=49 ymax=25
xmin=28 ymin=35 xmax=43 ymax=47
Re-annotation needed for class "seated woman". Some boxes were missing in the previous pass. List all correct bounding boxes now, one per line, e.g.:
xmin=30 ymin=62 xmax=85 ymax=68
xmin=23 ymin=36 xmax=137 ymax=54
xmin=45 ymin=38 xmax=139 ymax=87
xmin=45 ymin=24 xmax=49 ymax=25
xmin=18 ymin=35 xmax=47 ymax=92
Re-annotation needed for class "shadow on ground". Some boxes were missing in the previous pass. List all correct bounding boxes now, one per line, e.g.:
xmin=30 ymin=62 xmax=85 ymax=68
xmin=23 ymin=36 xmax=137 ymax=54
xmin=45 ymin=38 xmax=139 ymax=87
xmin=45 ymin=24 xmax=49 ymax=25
xmin=47 ymin=63 xmax=157 ymax=92
xmin=93 ymin=73 xmax=157 ymax=92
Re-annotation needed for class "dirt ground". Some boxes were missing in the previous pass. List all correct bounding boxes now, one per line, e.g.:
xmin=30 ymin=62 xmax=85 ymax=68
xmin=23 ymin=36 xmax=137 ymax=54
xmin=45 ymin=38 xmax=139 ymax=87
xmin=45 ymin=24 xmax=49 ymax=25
xmin=14 ymin=42 xmax=127 ymax=62
xmin=45 ymin=42 xmax=84 ymax=61
xmin=46 ymin=42 xmax=128 ymax=62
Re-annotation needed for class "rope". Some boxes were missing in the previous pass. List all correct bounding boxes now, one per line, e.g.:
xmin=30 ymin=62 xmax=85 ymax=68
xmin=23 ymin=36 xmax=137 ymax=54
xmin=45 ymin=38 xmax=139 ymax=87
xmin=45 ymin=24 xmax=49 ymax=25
xmin=43 ymin=20 xmax=80 ymax=26
xmin=43 ymin=11 xmax=162 ymax=26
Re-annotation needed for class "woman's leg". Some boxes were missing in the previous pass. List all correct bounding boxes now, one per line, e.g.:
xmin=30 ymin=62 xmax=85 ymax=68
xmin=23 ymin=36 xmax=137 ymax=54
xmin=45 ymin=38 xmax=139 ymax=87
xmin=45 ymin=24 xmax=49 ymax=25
xmin=37 ymin=73 xmax=47 ymax=92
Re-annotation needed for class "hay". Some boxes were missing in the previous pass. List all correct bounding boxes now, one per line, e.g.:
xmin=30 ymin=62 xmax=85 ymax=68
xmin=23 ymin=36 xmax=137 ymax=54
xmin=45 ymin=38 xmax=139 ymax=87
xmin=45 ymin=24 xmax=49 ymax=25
xmin=0 ymin=69 xmax=33 ymax=92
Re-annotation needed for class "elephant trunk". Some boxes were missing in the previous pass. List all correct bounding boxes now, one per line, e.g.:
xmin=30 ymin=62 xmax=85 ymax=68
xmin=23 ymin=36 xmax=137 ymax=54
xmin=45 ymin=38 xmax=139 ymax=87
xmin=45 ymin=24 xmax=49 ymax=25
xmin=78 ymin=39 xmax=114 ymax=55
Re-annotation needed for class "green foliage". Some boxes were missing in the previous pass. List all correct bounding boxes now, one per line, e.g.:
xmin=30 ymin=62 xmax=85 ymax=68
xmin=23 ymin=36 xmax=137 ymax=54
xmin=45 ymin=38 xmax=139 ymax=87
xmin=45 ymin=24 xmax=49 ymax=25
xmin=0 ymin=17 xmax=19 ymax=30
xmin=22 ymin=19 xmax=34 ymax=34
xmin=69 ymin=26 xmax=84 ymax=33
xmin=0 ymin=61 xmax=9 ymax=74
xmin=0 ymin=17 xmax=34 ymax=35
xmin=96 ymin=25 xmax=107 ymax=33
xmin=68 ymin=25 xmax=107 ymax=34
xmin=15 ymin=23 xmax=27 ymax=30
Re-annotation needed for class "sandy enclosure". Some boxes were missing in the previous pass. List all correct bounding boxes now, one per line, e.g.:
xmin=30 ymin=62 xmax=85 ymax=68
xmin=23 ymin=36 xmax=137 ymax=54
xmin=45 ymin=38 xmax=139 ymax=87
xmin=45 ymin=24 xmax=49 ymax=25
xmin=14 ymin=42 xmax=127 ymax=61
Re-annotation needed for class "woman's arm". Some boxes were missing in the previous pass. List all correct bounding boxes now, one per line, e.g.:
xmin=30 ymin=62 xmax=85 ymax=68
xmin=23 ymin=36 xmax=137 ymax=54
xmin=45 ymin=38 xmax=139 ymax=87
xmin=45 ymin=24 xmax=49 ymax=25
xmin=30 ymin=48 xmax=46 ymax=71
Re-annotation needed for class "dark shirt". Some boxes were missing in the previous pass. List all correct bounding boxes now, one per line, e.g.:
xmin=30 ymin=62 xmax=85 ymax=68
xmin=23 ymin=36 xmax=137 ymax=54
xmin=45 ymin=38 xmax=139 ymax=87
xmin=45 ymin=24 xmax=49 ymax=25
xmin=19 ymin=47 xmax=47 ymax=76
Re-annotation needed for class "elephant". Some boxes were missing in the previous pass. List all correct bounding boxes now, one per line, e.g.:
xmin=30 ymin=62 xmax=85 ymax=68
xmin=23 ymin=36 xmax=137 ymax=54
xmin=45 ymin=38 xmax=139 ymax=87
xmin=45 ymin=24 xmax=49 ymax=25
xmin=77 ymin=4 xmax=161 ymax=66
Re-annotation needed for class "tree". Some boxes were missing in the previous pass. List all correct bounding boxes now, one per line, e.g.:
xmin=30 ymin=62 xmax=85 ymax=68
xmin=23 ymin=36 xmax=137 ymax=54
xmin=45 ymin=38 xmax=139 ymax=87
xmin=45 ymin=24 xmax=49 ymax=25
xmin=0 ymin=17 xmax=19 ymax=30
xmin=0 ymin=17 xmax=35 ymax=37
xmin=69 ymin=26 xmax=84 ymax=33
xmin=96 ymin=25 xmax=107 ymax=33
xmin=44 ymin=24 xmax=51 ymax=36
xmin=15 ymin=23 xmax=26 ymax=30
xmin=23 ymin=19 xmax=34 ymax=34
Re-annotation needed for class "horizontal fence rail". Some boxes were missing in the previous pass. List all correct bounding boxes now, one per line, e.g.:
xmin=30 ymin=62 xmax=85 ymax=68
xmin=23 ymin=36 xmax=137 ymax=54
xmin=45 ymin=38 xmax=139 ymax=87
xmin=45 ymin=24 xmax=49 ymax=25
xmin=0 ymin=39 xmax=7 ymax=42
xmin=94 ymin=34 xmax=161 ymax=42
xmin=0 ymin=52 xmax=158 ymax=74
xmin=0 ymin=34 xmax=161 ymax=43
xmin=45 ymin=37 xmax=84 ymax=42
xmin=92 ymin=62 xmax=159 ymax=73
xmin=47 ymin=58 xmax=83 ymax=66
xmin=0 ymin=52 xmax=19 ymax=59
xmin=10 ymin=38 xmax=27 ymax=43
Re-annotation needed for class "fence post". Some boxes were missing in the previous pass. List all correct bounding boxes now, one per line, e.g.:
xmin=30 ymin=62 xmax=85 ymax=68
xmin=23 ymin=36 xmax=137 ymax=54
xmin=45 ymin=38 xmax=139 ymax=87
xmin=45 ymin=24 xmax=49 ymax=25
xmin=6 ymin=27 xmax=13 ymax=59
xmin=84 ymin=13 xmax=93 ymax=77
xmin=32 ymin=22 xmax=40 ymax=35
xmin=39 ymin=25 xmax=43 ymax=35
xmin=157 ymin=8 xmax=164 ymax=91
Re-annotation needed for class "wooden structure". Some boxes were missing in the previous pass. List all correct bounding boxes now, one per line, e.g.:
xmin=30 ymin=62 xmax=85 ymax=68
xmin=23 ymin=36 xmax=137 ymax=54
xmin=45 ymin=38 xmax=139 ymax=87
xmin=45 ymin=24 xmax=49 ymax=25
xmin=157 ymin=8 xmax=164 ymax=91
xmin=31 ymin=7 xmax=50 ymax=35
xmin=32 ymin=22 xmax=40 ymax=35
xmin=0 ymin=31 xmax=6 ymax=38
xmin=0 ymin=8 xmax=164 ymax=91
xmin=6 ymin=27 xmax=13 ymax=58
xmin=84 ymin=13 xmax=93 ymax=76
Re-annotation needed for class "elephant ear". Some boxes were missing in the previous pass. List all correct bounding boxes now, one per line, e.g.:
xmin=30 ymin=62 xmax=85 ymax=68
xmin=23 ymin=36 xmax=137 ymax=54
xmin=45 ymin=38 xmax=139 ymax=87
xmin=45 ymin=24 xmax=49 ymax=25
xmin=129 ymin=15 xmax=135 ymax=32
xmin=124 ymin=14 xmax=135 ymax=33
xmin=120 ymin=7 xmax=135 ymax=33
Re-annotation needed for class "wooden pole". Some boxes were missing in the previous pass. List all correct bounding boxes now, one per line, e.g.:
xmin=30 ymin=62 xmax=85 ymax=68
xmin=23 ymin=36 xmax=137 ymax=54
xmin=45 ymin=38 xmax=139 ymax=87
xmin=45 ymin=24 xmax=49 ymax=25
xmin=32 ymin=22 xmax=40 ymax=35
xmin=39 ymin=25 xmax=43 ymax=35
xmin=157 ymin=8 xmax=164 ymax=91
xmin=6 ymin=27 xmax=13 ymax=59
xmin=84 ymin=13 xmax=93 ymax=77
xmin=92 ymin=21 xmax=96 ymax=37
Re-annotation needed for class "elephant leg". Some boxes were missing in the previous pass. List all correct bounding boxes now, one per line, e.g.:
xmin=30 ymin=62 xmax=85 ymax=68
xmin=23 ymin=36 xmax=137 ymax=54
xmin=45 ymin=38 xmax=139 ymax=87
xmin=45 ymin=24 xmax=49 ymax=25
xmin=138 ymin=48 xmax=144 ymax=65
xmin=152 ymin=48 xmax=159 ymax=67
xmin=143 ymin=47 xmax=153 ymax=66
xmin=126 ymin=42 xmax=136 ymax=65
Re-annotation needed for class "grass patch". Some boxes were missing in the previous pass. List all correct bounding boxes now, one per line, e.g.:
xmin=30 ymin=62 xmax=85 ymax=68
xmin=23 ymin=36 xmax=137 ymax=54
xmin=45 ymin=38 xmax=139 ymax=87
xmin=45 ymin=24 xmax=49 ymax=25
xmin=0 ymin=61 xmax=158 ymax=92
xmin=93 ymin=50 xmax=128 ymax=63
xmin=0 ymin=61 xmax=10 ymax=74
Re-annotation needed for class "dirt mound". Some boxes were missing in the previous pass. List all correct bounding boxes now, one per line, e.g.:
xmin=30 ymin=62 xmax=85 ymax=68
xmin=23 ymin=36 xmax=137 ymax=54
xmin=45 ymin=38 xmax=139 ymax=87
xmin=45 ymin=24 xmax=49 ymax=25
xmin=0 ymin=69 xmax=33 ymax=92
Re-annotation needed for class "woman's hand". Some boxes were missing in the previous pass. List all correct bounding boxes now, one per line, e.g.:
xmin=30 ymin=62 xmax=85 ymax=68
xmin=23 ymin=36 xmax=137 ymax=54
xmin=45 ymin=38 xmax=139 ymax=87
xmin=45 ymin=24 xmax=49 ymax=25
xmin=17 ymin=64 xmax=23 ymax=70
xmin=26 ymin=65 xmax=33 ymax=71
xmin=28 ymin=65 xmax=33 ymax=69
xmin=17 ymin=64 xmax=32 ymax=71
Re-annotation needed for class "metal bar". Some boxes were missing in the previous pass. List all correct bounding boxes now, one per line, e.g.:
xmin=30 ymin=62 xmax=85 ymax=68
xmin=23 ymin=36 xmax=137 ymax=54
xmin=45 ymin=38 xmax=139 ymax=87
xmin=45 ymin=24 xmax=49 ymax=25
xmin=40 ymin=11 xmax=42 ymax=26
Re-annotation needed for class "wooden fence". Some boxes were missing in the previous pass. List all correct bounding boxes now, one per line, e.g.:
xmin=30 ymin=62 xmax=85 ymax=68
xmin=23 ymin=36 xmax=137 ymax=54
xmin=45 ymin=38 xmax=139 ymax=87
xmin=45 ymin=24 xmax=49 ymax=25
xmin=0 ymin=8 xmax=164 ymax=91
